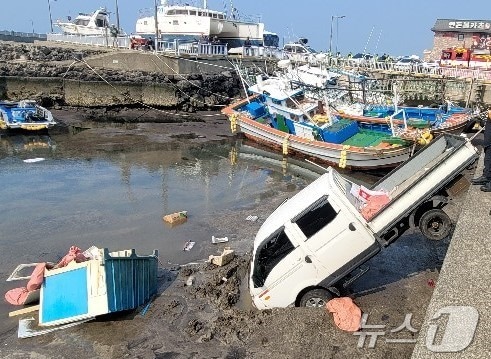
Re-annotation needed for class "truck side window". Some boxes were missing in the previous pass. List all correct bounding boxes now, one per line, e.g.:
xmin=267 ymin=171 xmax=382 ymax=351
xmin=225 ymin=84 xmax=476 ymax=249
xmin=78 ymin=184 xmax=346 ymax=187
xmin=293 ymin=196 xmax=337 ymax=238
xmin=252 ymin=228 xmax=294 ymax=288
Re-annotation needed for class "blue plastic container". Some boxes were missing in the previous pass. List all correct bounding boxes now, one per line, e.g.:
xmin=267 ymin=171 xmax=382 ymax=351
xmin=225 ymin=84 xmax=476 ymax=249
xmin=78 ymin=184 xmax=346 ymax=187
xmin=321 ymin=120 xmax=359 ymax=144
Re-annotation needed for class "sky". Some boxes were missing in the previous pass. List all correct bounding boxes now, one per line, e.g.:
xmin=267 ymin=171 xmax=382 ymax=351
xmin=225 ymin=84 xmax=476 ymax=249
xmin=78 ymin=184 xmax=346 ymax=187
xmin=1 ymin=0 xmax=491 ymax=57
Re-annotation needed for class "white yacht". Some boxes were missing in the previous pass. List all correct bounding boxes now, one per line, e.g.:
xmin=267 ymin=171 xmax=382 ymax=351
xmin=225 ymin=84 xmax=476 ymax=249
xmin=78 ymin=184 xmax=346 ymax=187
xmin=55 ymin=7 xmax=116 ymax=36
xmin=135 ymin=0 xmax=265 ymax=47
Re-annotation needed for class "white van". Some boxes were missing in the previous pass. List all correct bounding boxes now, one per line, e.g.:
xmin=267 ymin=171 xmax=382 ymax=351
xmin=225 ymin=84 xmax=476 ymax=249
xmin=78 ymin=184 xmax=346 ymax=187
xmin=250 ymin=134 xmax=478 ymax=309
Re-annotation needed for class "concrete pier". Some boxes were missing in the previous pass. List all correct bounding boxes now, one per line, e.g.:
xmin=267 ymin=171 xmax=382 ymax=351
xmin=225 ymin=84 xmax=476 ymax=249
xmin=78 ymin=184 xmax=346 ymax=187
xmin=411 ymin=151 xmax=491 ymax=358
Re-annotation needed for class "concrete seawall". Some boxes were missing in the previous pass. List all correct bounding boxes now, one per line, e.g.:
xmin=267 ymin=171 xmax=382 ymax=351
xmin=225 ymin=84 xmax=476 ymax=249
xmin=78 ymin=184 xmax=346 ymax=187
xmin=0 ymin=76 xmax=182 ymax=107
xmin=411 ymin=152 xmax=491 ymax=358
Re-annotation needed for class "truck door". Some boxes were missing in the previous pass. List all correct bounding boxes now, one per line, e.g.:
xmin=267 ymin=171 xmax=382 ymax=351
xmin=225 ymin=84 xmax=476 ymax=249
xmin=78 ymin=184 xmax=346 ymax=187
xmin=291 ymin=195 xmax=377 ymax=277
xmin=250 ymin=224 xmax=323 ymax=309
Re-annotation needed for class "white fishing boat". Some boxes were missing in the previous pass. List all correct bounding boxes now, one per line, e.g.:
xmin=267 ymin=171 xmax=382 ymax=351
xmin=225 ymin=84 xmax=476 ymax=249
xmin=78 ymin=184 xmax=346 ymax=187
xmin=136 ymin=0 xmax=265 ymax=48
xmin=55 ymin=7 xmax=117 ymax=36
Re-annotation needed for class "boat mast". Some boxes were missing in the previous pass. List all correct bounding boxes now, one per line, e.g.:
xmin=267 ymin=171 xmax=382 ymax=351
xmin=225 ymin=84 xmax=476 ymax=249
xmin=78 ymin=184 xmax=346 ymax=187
xmin=115 ymin=0 xmax=121 ymax=33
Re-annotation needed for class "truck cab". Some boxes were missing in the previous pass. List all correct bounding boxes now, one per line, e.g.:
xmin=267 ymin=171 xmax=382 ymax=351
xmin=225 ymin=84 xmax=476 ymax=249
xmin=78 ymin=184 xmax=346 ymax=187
xmin=250 ymin=172 xmax=380 ymax=309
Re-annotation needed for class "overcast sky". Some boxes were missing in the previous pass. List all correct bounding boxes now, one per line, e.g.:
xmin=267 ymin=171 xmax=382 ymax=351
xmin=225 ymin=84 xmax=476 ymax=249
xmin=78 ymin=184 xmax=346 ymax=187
xmin=2 ymin=0 xmax=491 ymax=57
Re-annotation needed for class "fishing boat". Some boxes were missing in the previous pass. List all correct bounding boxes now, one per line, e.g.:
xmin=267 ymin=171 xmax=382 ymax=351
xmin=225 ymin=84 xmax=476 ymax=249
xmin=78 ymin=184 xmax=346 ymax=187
xmin=136 ymin=0 xmax=265 ymax=48
xmin=222 ymin=77 xmax=413 ymax=170
xmin=55 ymin=7 xmax=116 ymax=36
xmin=0 ymin=100 xmax=56 ymax=131
xmin=335 ymin=101 xmax=474 ymax=141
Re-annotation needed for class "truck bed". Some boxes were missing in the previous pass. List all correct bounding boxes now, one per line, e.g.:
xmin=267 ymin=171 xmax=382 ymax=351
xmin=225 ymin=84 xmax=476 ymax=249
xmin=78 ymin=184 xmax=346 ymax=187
xmin=367 ymin=134 xmax=478 ymax=234
xmin=331 ymin=134 xmax=478 ymax=236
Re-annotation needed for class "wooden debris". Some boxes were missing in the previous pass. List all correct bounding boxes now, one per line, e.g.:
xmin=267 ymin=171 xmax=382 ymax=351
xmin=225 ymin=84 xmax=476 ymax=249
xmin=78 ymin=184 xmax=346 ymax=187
xmin=9 ymin=305 xmax=40 ymax=317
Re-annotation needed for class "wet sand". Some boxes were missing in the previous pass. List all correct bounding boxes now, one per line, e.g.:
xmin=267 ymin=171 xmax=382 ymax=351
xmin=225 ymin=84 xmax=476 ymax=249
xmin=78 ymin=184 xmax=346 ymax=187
xmin=0 ymin=108 xmax=468 ymax=358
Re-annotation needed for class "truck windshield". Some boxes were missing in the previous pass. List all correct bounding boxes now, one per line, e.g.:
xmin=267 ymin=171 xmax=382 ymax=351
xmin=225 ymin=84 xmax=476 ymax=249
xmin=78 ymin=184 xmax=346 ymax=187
xmin=252 ymin=228 xmax=294 ymax=288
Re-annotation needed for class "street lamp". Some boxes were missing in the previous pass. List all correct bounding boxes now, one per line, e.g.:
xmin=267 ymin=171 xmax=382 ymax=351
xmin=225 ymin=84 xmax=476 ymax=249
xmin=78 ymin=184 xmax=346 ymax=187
xmin=47 ymin=0 xmax=53 ymax=33
xmin=329 ymin=15 xmax=345 ymax=55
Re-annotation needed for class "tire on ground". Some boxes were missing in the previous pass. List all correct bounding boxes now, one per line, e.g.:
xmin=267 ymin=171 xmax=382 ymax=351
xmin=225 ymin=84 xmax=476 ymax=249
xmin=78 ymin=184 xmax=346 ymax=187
xmin=299 ymin=288 xmax=333 ymax=308
xmin=419 ymin=209 xmax=452 ymax=240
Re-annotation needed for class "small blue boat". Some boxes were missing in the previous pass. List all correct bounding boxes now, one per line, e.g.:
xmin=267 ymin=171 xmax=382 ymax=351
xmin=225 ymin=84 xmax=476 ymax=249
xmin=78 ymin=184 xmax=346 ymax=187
xmin=0 ymin=100 xmax=56 ymax=131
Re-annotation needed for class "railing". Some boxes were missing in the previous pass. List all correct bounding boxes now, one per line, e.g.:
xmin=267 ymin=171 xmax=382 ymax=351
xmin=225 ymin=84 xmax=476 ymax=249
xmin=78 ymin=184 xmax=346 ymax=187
xmin=47 ymin=33 xmax=130 ymax=49
xmin=0 ymin=30 xmax=47 ymax=40
xmin=297 ymin=56 xmax=491 ymax=82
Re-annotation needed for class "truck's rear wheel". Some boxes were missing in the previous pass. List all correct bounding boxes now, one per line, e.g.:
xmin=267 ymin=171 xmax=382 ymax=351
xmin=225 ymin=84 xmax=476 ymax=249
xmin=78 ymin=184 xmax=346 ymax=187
xmin=299 ymin=289 xmax=333 ymax=308
xmin=419 ymin=209 xmax=452 ymax=240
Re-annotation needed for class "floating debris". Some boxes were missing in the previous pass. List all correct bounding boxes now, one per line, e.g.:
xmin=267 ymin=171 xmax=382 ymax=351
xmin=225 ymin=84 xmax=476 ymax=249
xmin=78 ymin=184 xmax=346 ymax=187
xmin=183 ymin=241 xmax=195 ymax=251
xmin=163 ymin=211 xmax=188 ymax=227
xmin=211 ymin=236 xmax=229 ymax=244
xmin=23 ymin=158 xmax=45 ymax=163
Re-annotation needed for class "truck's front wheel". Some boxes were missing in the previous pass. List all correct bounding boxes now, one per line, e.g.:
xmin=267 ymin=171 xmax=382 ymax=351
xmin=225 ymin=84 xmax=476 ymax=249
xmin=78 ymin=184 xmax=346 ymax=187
xmin=419 ymin=209 xmax=452 ymax=240
xmin=299 ymin=289 xmax=333 ymax=308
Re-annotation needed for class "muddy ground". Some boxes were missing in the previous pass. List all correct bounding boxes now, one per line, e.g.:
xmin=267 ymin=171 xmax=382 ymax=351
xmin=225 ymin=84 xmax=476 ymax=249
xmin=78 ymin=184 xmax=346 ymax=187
xmin=0 ymin=108 xmax=462 ymax=359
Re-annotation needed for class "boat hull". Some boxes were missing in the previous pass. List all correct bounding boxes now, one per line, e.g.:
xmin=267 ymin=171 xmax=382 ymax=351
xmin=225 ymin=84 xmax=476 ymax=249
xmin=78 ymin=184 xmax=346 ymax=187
xmin=226 ymin=110 xmax=411 ymax=170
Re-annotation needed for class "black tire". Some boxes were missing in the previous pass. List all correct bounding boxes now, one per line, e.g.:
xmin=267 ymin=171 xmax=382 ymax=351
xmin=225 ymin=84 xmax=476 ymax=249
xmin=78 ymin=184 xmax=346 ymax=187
xmin=419 ymin=209 xmax=452 ymax=240
xmin=299 ymin=288 xmax=333 ymax=308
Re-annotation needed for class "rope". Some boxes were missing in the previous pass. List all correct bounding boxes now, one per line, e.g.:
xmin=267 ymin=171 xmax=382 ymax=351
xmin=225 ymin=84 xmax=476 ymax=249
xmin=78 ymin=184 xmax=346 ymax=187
xmin=77 ymin=58 xmax=224 ymax=118
xmin=152 ymin=53 xmax=233 ymax=103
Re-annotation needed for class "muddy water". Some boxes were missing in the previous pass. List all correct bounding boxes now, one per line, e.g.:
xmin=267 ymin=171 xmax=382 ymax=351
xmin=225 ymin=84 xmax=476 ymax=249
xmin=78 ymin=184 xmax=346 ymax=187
xmin=0 ymin=132 xmax=342 ymax=333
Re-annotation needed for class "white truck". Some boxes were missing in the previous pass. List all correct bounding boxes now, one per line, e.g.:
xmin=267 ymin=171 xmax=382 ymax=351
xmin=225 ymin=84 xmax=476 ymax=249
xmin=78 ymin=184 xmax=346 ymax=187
xmin=249 ymin=134 xmax=478 ymax=309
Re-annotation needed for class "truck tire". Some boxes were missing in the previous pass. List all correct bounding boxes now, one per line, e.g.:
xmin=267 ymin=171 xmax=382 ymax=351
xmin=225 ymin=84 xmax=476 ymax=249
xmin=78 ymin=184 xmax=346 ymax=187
xmin=299 ymin=289 xmax=333 ymax=308
xmin=419 ymin=209 xmax=452 ymax=240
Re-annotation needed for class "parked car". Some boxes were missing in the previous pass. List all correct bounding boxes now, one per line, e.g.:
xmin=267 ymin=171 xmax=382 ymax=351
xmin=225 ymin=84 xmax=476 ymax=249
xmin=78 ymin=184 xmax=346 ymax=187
xmin=393 ymin=57 xmax=422 ymax=71
xmin=350 ymin=53 xmax=373 ymax=64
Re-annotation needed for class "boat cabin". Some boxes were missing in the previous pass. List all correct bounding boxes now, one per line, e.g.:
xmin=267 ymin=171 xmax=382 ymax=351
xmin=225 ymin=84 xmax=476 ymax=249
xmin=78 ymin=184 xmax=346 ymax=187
xmin=159 ymin=6 xmax=227 ymax=19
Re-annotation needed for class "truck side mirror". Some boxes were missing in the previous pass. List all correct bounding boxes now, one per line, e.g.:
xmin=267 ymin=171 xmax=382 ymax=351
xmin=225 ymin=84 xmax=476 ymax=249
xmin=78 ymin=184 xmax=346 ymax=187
xmin=349 ymin=223 xmax=356 ymax=231
xmin=304 ymin=255 xmax=312 ymax=263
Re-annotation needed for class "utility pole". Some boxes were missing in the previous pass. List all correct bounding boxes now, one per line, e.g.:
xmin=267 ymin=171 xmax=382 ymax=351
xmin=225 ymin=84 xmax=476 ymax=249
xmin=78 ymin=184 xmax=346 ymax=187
xmin=154 ymin=0 xmax=159 ymax=52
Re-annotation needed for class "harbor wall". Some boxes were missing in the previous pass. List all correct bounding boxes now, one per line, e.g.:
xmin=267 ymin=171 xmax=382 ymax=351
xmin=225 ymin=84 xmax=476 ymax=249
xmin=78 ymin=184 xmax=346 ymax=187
xmin=0 ymin=76 xmax=182 ymax=107
xmin=2 ymin=74 xmax=491 ymax=109
xmin=83 ymin=50 xmax=263 ymax=75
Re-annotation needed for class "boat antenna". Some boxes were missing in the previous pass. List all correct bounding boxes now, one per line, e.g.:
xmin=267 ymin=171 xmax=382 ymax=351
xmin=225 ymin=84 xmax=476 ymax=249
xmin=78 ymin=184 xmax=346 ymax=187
xmin=374 ymin=29 xmax=382 ymax=54
xmin=362 ymin=26 xmax=374 ymax=54
xmin=204 ymin=0 xmax=208 ymax=9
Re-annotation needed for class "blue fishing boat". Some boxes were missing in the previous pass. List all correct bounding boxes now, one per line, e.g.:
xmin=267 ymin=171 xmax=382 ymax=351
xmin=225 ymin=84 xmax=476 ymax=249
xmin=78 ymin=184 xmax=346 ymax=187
xmin=0 ymin=100 xmax=56 ymax=131
xmin=335 ymin=102 xmax=473 ymax=139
